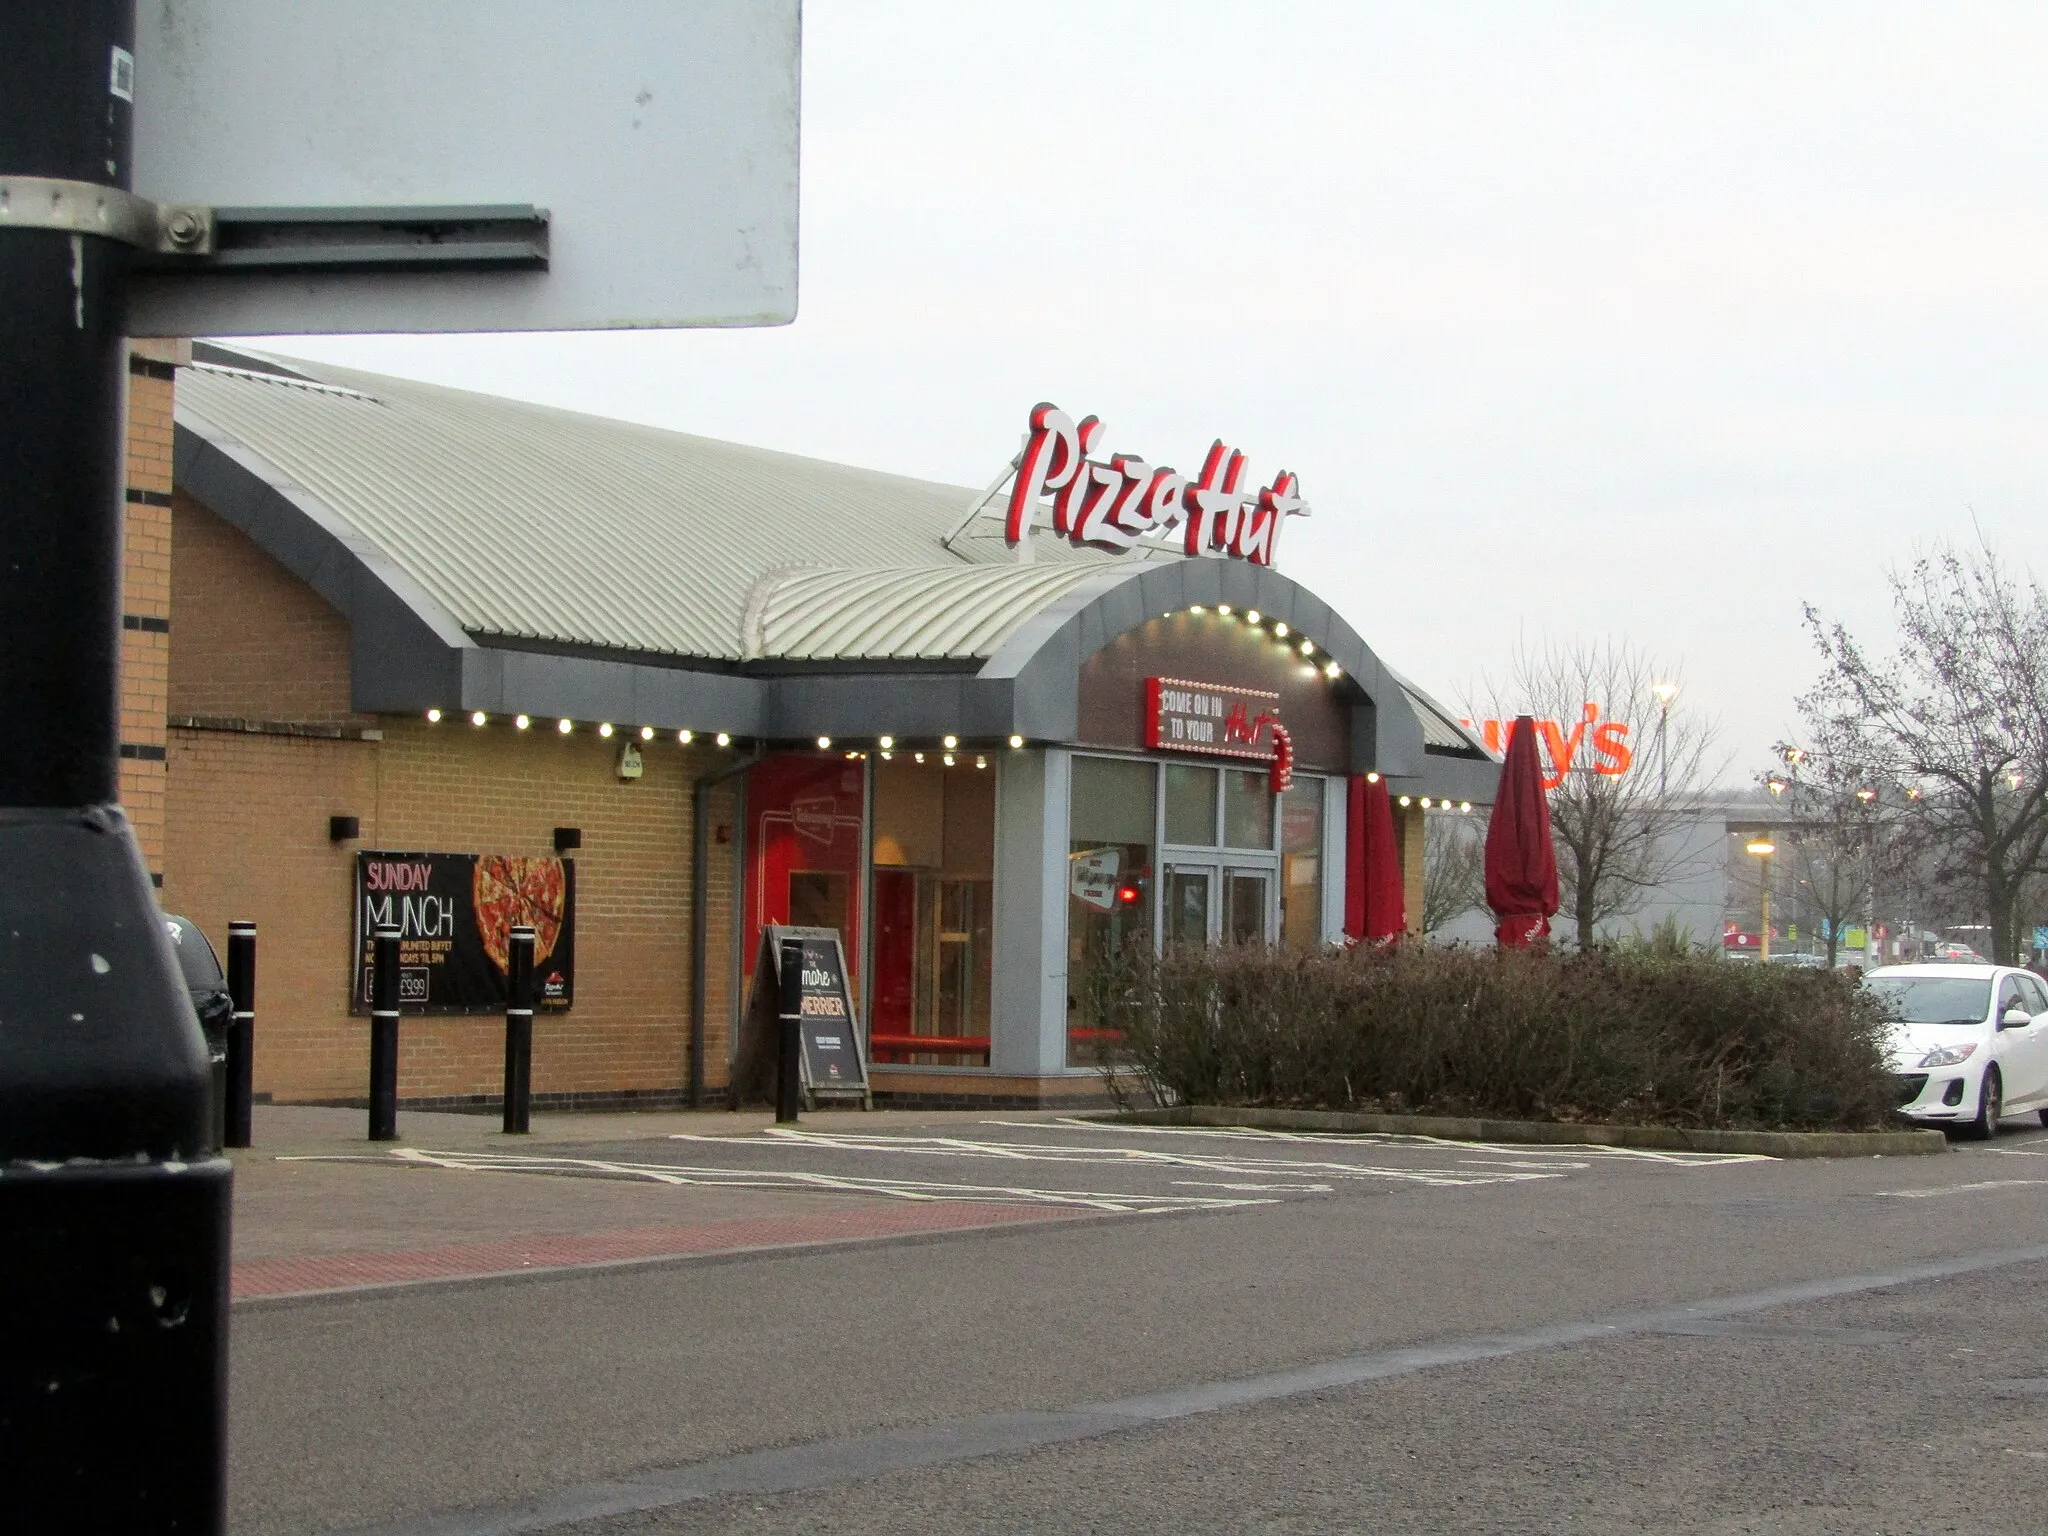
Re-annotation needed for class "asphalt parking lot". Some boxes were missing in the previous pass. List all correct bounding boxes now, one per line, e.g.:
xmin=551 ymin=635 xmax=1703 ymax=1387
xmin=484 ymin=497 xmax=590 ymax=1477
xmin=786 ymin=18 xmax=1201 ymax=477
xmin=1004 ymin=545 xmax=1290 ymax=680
xmin=232 ymin=1113 xmax=2048 ymax=1536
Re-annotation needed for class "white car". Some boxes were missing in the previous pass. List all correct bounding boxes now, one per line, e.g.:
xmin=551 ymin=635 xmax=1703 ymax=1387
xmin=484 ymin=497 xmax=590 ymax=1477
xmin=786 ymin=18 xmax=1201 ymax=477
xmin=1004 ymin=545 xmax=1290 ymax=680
xmin=1868 ymin=963 xmax=2048 ymax=1138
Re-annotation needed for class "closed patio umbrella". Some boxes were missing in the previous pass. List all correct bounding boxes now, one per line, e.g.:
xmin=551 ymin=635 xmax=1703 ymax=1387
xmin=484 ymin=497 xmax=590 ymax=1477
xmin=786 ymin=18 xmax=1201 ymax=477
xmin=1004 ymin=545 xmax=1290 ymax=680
xmin=1344 ymin=773 xmax=1406 ymax=942
xmin=1485 ymin=714 xmax=1558 ymax=948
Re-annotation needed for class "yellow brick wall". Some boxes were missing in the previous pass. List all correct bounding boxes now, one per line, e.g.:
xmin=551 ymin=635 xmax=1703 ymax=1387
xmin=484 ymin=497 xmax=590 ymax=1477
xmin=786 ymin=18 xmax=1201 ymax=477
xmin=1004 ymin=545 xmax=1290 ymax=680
xmin=1395 ymin=799 xmax=1427 ymax=937
xmin=119 ymin=341 xmax=185 ymax=876
xmin=162 ymin=495 xmax=744 ymax=1105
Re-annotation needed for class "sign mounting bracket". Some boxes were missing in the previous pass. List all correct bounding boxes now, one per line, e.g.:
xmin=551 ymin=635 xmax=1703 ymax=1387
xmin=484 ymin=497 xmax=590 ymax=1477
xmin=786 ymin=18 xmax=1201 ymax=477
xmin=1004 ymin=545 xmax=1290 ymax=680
xmin=1 ymin=177 xmax=549 ymax=273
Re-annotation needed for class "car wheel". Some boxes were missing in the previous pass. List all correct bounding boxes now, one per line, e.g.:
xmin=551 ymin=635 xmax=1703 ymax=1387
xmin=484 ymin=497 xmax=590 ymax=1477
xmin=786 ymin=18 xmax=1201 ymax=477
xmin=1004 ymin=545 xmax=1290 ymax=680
xmin=1969 ymin=1068 xmax=2003 ymax=1140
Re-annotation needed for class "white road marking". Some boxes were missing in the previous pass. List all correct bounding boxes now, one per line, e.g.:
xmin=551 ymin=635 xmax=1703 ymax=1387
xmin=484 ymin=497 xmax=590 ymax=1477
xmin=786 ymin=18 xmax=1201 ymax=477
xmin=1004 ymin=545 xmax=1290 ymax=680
xmin=285 ymin=1147 xmax=1266 ymax=1215
xmin=676 ymin=1128 xmax=1561 ymax=1188
xmin=984 ymin=1116 xmax=1774 ymax=1167
xmin=1879 ymin=1178 xmax=2048 ymax=1198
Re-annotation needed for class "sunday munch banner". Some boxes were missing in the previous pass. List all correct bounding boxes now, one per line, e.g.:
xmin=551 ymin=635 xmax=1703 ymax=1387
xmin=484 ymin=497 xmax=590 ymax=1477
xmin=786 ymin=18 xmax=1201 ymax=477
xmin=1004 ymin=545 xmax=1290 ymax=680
xmin=352 ymin=850 xmax=575 ymax=1014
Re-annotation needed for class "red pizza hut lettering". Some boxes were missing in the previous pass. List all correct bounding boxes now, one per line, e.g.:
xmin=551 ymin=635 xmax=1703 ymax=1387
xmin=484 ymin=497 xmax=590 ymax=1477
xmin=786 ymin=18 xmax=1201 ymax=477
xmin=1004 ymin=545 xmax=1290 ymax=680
xmin=1004 ymin=403 xmax=1307 ymax=564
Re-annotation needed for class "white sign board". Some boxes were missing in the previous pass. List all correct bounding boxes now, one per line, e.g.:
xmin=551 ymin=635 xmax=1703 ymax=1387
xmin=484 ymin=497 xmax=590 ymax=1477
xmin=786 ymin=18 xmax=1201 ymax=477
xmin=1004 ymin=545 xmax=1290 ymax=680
xmin=1070 ymin=849 xmax=1122 ymax=912
xmin=128 ymin=0 xmax=799 ymax=336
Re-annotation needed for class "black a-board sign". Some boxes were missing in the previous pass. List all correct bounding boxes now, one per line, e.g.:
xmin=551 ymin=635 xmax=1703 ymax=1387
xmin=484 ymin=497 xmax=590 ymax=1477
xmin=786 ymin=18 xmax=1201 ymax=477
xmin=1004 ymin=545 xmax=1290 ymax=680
xmin=733 ymin=925 xmax=871 ymax=1109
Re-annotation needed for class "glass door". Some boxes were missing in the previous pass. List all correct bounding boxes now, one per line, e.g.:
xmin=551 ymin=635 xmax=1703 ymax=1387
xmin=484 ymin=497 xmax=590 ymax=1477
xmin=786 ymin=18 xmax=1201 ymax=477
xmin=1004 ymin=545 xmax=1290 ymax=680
xmin=1163 ymin=864 xmax=1215 ymax=946
xmin=1222 ymin=868 xmax=1273 ymax=945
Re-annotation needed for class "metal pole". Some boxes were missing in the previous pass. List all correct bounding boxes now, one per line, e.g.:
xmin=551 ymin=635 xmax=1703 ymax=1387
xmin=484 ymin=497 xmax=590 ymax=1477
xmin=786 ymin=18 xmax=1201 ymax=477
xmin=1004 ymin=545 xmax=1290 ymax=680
xmin=1657 ymin=703 xmax=1669 ymax=799
xmin=368 ymin=925 xmax=400 ymax=1141
xmin=503 ymin=924 xmax=534 ymax=1134
xmin=225 ymin=921 xmax=256 ymax=1148
xmin=0 ymin=6 xmax=230 ymax=1529
xmin=1760 ymin=853 xmax=1772 ymax=964
xmin=776 ymin=935 xmax=804 ymax=1123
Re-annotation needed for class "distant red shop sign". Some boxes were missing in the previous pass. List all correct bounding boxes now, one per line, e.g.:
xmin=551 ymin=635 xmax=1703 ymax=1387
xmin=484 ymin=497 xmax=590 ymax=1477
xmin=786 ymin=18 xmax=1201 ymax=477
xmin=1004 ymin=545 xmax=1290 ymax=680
xmin=1145 ymin=677 xmax=1294 ymax=792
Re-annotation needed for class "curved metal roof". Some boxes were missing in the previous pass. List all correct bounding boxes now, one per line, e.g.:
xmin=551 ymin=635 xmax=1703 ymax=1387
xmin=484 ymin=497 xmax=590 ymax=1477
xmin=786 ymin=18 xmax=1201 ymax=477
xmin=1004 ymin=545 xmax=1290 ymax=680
xmin=743 ymin=564 xmax=1114 ymax=661
xmin=175 ymin=353 xmax=1108 ymax=662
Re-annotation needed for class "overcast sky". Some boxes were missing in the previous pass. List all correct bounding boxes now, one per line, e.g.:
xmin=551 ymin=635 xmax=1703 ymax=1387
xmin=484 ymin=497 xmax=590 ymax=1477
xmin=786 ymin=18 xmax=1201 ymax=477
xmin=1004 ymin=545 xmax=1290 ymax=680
xmin=262 ymin=2 xmax=2048 ymax=780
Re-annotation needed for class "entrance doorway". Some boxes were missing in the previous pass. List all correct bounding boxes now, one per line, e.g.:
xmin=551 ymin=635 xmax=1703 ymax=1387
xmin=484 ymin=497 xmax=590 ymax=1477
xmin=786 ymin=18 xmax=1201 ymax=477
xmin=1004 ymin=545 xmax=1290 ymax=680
xmin=1162 ymin=860 xmax=1274 ymax=945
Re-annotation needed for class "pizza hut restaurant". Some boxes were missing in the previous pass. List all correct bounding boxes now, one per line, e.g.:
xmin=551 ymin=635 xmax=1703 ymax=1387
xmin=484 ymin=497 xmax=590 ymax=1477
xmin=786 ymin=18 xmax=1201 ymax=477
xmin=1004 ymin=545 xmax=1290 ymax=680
xmin=138 ymin=347 xmax=1496 ymax=1111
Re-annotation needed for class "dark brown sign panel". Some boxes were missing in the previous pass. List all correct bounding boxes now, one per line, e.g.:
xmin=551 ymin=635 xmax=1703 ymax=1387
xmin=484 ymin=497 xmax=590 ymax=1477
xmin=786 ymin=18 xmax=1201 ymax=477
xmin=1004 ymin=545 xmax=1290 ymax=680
xmin=352 ymin=851 xmax=575 ymax=1013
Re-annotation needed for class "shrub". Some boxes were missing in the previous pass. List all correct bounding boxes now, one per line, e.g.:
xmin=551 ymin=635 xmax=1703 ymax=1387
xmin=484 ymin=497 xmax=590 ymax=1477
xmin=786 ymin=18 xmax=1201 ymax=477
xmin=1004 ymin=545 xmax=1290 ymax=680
xmin=1093 ymin=943 xmax=1898 ymax=1131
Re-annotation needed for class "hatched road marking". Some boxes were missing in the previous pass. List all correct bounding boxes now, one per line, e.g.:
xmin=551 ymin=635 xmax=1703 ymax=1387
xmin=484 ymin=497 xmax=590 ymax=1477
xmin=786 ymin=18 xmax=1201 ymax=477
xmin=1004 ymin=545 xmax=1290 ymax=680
xmin=298 ymin=1147 xmax=1273 ymax=1214
xmin=673 ymin=1126 xmax=1582 ymax=1188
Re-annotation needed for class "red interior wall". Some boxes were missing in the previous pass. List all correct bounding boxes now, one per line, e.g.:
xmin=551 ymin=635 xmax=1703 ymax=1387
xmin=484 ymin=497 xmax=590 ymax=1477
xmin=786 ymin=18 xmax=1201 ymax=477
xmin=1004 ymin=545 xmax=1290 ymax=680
xmin=742 ymin=754 xmax=867 ymax=1005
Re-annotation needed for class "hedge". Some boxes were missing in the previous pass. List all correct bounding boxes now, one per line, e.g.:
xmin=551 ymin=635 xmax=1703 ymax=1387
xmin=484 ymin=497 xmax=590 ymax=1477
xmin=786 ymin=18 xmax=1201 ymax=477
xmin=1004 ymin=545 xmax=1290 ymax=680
xmin=1090 ymin=944 xmax=1899 ymax=1132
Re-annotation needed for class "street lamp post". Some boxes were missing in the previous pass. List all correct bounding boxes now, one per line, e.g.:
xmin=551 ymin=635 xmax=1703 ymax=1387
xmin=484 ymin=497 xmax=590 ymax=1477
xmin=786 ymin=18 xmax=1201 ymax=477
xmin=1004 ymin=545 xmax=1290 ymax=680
xmin=1652 ymin=681 xmax=1679 ymax=797
xmin=1855 ymin=786 xmax=1878 ymax=966
xmin=1747 ymin=837 xmax=1776 ymax=962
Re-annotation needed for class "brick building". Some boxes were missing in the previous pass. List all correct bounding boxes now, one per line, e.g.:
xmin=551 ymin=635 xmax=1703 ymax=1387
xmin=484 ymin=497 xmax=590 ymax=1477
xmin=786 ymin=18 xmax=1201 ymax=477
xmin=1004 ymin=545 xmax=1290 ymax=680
xmin=127 ymin=346 xmax=1495 ymax=1111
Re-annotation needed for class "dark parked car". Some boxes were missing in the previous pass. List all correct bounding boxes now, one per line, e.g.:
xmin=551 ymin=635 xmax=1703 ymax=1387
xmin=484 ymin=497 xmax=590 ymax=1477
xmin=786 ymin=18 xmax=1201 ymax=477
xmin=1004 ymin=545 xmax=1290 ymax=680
xmin=164 ymin=914 xmax=231 ymax=1150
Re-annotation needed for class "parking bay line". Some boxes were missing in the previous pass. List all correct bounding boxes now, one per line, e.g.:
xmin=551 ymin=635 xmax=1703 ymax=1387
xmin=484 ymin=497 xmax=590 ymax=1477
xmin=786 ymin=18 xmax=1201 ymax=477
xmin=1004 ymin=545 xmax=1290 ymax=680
xmin=1004 ymin=1116 xmax=1777 ymax=1168
xmin=1879 ymin=1178 xmax=2048 ymax=1198
xmin=351 ymin=1239 xmax=2048 ymax=1536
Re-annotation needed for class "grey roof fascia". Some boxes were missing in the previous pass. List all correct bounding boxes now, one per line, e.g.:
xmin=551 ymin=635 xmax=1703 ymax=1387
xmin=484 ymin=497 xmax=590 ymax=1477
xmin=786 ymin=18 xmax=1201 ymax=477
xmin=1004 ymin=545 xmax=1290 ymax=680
xmin=1387 ymin=752 xmax=1502 ymax=808
xmin=763 ymin=673 xmax=1023 ymax=743
xmin=460 ymin=648 xmax=768 ymax=737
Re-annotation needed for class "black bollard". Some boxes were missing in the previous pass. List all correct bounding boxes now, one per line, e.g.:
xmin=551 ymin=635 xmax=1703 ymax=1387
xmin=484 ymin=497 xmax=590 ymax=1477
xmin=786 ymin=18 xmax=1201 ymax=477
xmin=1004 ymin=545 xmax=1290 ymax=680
xmin=224 ymin=921 xmax=256 ymax=1148
xmin=368 ymin=925 xmax=401 ymax=1141
xmin=776 ymin=935 xmax=805 ymax=1123
xmin=503 ymin=924 xmax=534 ymax=1134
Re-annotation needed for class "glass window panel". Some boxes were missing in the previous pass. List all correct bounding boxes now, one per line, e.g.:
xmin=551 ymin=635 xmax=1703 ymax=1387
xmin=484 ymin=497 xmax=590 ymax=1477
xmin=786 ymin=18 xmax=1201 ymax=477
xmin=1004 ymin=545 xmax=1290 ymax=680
xmin=1072 ymin=756 xmax=1157 ymax=846
xmin=1280 ymin=778 xmax=1323 ymax=948
xmin=1164 ymin=763 xmax=1218 ymax=845
xmin=1068 ymin=756 xmax=1155 ymax=1068
xmin=1223 ymin=769 xmax=1274 ymax=849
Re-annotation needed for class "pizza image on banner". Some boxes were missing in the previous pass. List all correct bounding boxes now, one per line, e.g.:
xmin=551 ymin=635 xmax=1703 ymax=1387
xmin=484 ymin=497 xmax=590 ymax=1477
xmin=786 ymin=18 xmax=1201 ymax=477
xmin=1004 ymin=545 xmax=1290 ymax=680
xmin=354 ymin=851 xmax=576 ymax=1013
xmin=473 ymin=855 xmax=574 ymax=1004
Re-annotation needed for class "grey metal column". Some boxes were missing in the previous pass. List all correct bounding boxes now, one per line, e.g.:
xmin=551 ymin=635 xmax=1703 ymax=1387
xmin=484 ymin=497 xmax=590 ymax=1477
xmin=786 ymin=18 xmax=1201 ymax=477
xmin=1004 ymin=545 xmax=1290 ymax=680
xmin=991 ymin=748 xmax=1072 ymax=1077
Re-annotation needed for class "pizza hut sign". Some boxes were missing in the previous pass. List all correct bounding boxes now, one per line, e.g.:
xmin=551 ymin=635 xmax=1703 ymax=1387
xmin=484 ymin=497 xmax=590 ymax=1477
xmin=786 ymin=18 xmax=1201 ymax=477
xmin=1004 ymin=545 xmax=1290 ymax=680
xmin=1004 ymin=403 xmax=1308 ymax=564
xmin=1146 ymin=678 xmax=1295 ymax=793
xmin=352 ymin=851 xmax=576 ymax=1014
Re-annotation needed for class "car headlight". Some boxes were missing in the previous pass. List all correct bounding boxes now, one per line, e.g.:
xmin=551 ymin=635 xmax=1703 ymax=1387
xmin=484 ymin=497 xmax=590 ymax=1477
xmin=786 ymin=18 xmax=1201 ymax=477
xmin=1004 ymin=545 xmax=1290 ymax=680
xmin=1917 ymin=1043 xmax=1978 ymax=1069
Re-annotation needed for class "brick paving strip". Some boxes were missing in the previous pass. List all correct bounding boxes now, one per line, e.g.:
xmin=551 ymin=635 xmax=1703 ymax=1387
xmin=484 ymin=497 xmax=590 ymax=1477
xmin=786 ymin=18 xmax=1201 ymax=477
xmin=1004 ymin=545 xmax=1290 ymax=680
xmin=233 ymin=1201 xmax=1079 ymax=1303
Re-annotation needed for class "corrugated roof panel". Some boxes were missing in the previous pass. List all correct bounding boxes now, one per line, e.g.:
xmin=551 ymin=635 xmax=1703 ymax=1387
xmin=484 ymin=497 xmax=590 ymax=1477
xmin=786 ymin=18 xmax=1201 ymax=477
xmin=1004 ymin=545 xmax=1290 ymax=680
xmin=176 ymin=357 xmax=1119 ymax=661
xmin=753 ymin=565 xmax=1115 ymax=659
xmin=1400 ymin=681 xmax=1494 ymax=757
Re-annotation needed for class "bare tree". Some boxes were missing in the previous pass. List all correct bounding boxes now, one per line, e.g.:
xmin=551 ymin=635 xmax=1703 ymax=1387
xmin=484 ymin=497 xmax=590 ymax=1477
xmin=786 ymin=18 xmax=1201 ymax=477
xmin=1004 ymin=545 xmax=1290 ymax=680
xmin=1471 ymin=638 xmax=1725 ymax=949
xmin=1758 ymin=728 xmax=1879 ymax=969
xmin=1422 ymin=812 xmax=1487 ymax=934
xmin=1801 ymin=537 xmax=2048 ymax=964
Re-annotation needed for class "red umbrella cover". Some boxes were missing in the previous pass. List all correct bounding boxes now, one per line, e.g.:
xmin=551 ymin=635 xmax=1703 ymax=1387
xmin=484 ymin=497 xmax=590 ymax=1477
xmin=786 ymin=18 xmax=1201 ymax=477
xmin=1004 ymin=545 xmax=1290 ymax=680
xmin=1485 ymin=714 xmax=1559 ymax=948
xmin=1344 ymin=774 xmax=1407 ymax=942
